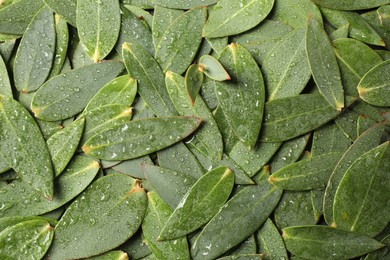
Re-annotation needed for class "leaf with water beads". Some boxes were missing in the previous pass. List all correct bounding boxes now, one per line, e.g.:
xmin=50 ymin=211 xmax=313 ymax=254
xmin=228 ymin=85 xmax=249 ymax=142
xmin=185 ymin=64 xmax=204 ymax=106
xmin=378 ymin=5 xmax=390 ymax=30
xmin=0 ymin=95 xmax=53 ymax=198
xmin=159 ymin=166 xmax=234 ymax=241
xmin=86 ymin=250 xmax=129 ymax=260
xmin=0 ymin=54 xmax=11 ymax=96
xmin=312 ymin=0 xmax=390 ymax=10
xmin=199 ymin=55 xmax=230 ymax=81
xmin=358 ymin=60 xmax=390 ymax=107
xmin=153 ymin=0 xmax=218 ymax=9
xmin=48 ymin=174 xmax=147 ymax=259
xmin=44 ymin=0 xmax=77 ymax=27
xmin=13 ymin=6 xmax=55 ymax=93
xmin=0 ymin=155 xmax=100 ymax=218
xmin=0 ymin=219 xmax=54 ymax=260
xmin=82 ymin=116 xmax=202 ymax=160
xmin=31 ymin=61 xmax=124 ymax=121
xmin=76 ymin=0 xmax=120 ymax=62
xmin=48 ymin=14 xmax=69 ymax=79
xmin=283 ymin=225 xmax=384 ymax=260
xmin=306 ymin=15 xmax=344 ymax=111
xmin=203 ymin=0 xmax=275 ymax=38
xmin=256 ymin=218 xmax=288 ymax=260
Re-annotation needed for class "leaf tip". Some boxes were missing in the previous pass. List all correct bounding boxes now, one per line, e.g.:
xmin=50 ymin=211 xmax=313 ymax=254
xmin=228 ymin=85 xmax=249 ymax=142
xmin=82 ymin=145 xmax=92 ymax=154
xmin=166 ymin=70 xmax=173 ymax=79
xmin=31 ymin=107 xmax=42 ymax=118
xmin=268 ymin=175 xmax=277 ymax=184
xmin=330 ymin=222 xmax=337 ymax=228
xmin=122 ymin=42 xmax=131 ymax=52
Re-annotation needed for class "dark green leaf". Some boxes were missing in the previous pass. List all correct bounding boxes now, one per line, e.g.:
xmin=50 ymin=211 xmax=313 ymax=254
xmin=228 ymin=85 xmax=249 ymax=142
xmin=272 ymin=0 xmax=322 ymax=28
xmin=48 ymin=14 xmax=69 ymax=79
xmin=153 ymin=0 xmax=218 ymax=9
xmin=0 ymin=54 xmax=11 ymax=96
xmin=44 ymin=0 xmax=77 ymax=26
xmin=185 ymin=64 xmax=204 ymax=105
xmin=312 ymin=0 xmax=390 ymax=10
xmin=256 ymin=219 xmax=288 ymax=259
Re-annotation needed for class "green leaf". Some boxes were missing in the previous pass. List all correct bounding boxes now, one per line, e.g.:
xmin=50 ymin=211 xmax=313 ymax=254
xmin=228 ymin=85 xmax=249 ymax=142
xmin=48 ymin=14 xmax=69 ymax=79
xmin=47 ymin=118 xmax=85 ymax=176
xmin=152 ymin=6 xmax=182 ymax=52
xmin=119 ymin=231 xmax=151 ymax=260
xmin=329 ymin=23 xmax=350 ymax=41
xmin=76 ymin=0 xmax=120 ymax=62
xmin=0 ymin=0 xmax=45 ymax=35
xmin=311 ymin=122 xmax=351 ymax=157
xmin=122 ymin=42 xmax=177 ymax=117
xmin=48 ymin=174 xmax=147 ymax=259
xmin=378 ymin=5 xmax=390 ymax=30
xmin=159 ymin=166 xmax=234 ymax=240
xmin=44 ymin=0 xmax=77 ymax=27
xmin=269 ymin=152 xmax=342 ymax=190
xmin=111 ymin=156 xmax=153 ymax=179
xmin=31 ymin=61 xmax=124 ymax=121
xmin=283 ymin=225 xmax=384 ymax=259
xmin=333 ymin=142 xmax=390 ymax=237
xmin=365 ymin=233 xmax=390 ymax=260
xmin=203 ymin=0 xmax=275 ymax=38
xmin=262 ymin=28 xmax=311 ymax=101
xmin=165 ymin=71 xmax=223 ymax=160
xmin=213 ymin=105 xmax=239 ymax=153
xmin=0 ymin=216 xmax=58 ymax=233
xmin=86 ymin=251 xmax=129 ymax=260
xmin=190 ymin=179 xmax=282 ymax=259
xmin=185 ymin=64 xmax=204 ymax=105
xmin=199 ymin=55 xmax=230 ymax=81
xmin=82 ymin=116 xmax=202 ymax=160
xmin=0 ymin=95 xmax=53 ymax=198
xmin=0 ymin=54 xmax=11 ymax=96
xmin=143 ymin=164 xmax=197 ymax=209
xmin=230 ymin=235 xmax=257 ymax=255
xmin=272 ymin=0 xmax=322 ymax=28
xmin=333 ymin=38 xmax=383 ymax=97
xmin=306 ymin=15 xmax=344 ymax=111
xmin=85 ymin=75 xmax=137 ymax=112
xmin=256 ymin=219 xmax=288 ymax=260
xmin=0 ymin=155 xmax=99 ymax=217
xmin=320 ymin=7 xmax=385 ymax=47
xmin=215 ymin=43 xmax=265 ymax=147
xmin=323 ymin=123 xmax=385 ymax=225
xmin=80 ymin=104 xmax=133 ymax=144
xmin=153 ymin=0 xmax=218 ymax=9
xmin=116 ymin=6 xmax=154 ymax=57
xmin=358 ymin=60 xmax=390 ymax=107
xmin=0 ymin=39 xmax=16 ymax=63
xmin=312 ymin=0 xmax=390 ymax=10
xmin=13 ymin=6 xmax=55 ymax=93
xmin=142 ymin=192 xmax=190 ymax=260
xmin=154 ymin=7 xmax=206 ymax=74
xmin=0 ymin=219 xmax=54 ymax=260
xmin=259 ymin=94 xmax=348 ymax=142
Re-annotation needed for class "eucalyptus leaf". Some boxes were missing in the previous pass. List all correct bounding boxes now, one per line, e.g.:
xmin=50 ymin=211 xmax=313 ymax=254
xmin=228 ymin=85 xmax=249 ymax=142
xmin=82 ymin=116 xmax=202 ymax=160
xmin=0 ymin=95 xmax=54 ymax=198
xmin=272 ymin=0 xmax=322 ymax=28
xmin=306 ymin=15 xmax=344 ymax=111
xmin=44 ymin=0 xmax=77 ymax=27
xmin=312 ymin=0 xmax=390 ymax=10
xmin=283 ymin=225 xmax=385 ymax=260
xmin=153 ymin=0 xmax=218 ymax=9
xmin=159 ymin=166 xmax=234 ymax=240
xmin=378 ymin=5 xmax=390 ymax=30
xmin=256 ymin=219 xmax=288 ymax=260
xmin=14 ymin=6 xmax=55 ymax=93
xmin=48 ymin=174 xmax=147 ymax=259
xmin=358 ymin=60 xmax=390 ymax=107
xmin=86 ymin=251 xmax=129 ymax=260
xmin=311 ymin=122 xmax=351 ymax=157
xmin=31 ymin=61 xmax=124 ymax=121
xmin=215 ymin=43 xmax=265 ymax=147
xmin=76 ymin=0 xmax=120 ymax=62
xmin=333 ymin=142 xmax=390 ymax=237
xmin=185 ymin=64 xmax=204 ymax=106
xmin=48 ymin=14 xmax=69 ymax=79
xmin=0 ymin=54 xmax=11 ymax=96
xmin=203 ymin=0 xmax=275 ymax=38
xmin=199 ymin=55 xmax=230 ymax=81
xmin=0 ymin=216 xmax=57 ymax=233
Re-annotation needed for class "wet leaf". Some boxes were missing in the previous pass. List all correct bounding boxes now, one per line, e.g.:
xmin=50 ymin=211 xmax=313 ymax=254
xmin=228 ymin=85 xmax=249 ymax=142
xmin=0 ymin=219 xmax=54 ymax=260
xmin=47 ymin=118 xmax=85 ymax=176
xmin=262 ymin=28 xmax=311 ymax=101
xmin=0 ymin=216 xmax=57 ymax=233
xmin=0 ymin=54 xmax=11 ymax=96
xmin=283 ymin=225 xmax=384 ymax=259
xmin=142 ymin=192 xmax=190 ymax=260
xmin=191 ymin=178 xmax=282 ymax=259
xmin=306 ymin=15 xmax=344 ymax=110
xmin=333 ymin=142 xmax=390 ymax=237
xmin=323 ymin=123 xmax=385 ymax=225
xmin=256 ymin=219 xmax=288 ymax=260
xmin=76 ymin=0 xmax=120 ymax=62
xmin=215 ymin=43 xmax=265 ymax=147
xmin=0 ymin=95 xmax=53 ymax=198
xmin=48 ymin=174 xmax=147 ymax=259
xmin=358 ymin=60 xmax=390 ymax=107
xmin=48 ymin=14 xmax=69 ymax=79
xmin=269 ymin=152 xmax=342 ymax=190
xmin=0 ymin=155 xmax=99 ymax=217
xmin=153 ymin=0 xmax=218 ymax=9
xmin=31 ymin=61 xmax=124 ymax=121
xmin=14 ymin=6 xmax=55 ymax=93
xmin=122 ymin=42 xmax=177 ymax=117
xmin=260 ymin=94 xmax=348 ymax=142
xmin=312 ymin=0 xmax=390 ymax=10
xmin=86 ymin=251 xmax=129 ymax=260
xmin=272 ymin=0 xmax=322 ymax=28
xmin=166 ymin=71 xmax=223 ymax=160
xmin=185 ymin=64 xmax=204 ymax=105
xmin=143 ymin=164 xmax=197 ymax=209
xmin=213 ymin=105 xmax=239 ymax=154
xmin=154 ymin=7 xmax=206 ymax=74
xmin=311 ymin=122 xmax=351 ymax=157
xmin=199 ymin=55 xmax=230 ymax=81
xmin=333 ymin=38 xmax=383 ymax=97
xmin=378 ymin=5 xmax=390 ymax=30
xmin=44 ymin=0 xmax=77 ymax=26
xmin=119 ymin=230 xmax=151 ymax=260
xmin=203 ymin=0 xmax=275 ymax=38
xmin=329 ymin=23 xmax=350 ymax=41
xmin=230 ymin=235 xmax=257 ymax=255
xmin=82 ymin=116 xmax=202 ymax=160
xmin=0 ymin=0 xmax=45 ymax=35
xmin=322 ymin=7 xmax=385 ymax=47
xmin=159 ymin=166 xmax=234 ymax=240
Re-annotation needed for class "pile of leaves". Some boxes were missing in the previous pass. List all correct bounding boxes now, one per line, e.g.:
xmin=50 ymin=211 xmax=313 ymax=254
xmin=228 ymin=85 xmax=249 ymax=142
xmin=0 ymin=0 xmax=389 ymax=259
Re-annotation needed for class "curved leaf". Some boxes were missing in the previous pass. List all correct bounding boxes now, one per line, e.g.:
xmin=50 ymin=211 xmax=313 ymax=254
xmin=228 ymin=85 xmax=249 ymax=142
xmin=48 ymin=14 xmax=69 ymax=79
xmin=272 ymin=0 xmax=322 ymax=28
xmin=312 ymin=0 xmax=390 ymax=10
xmin=44 ymin=0 xmax=77 ymax=27
xmin=0 ymin=55 xmax=11 ymax=97
xmin=199 ymin=55 xmax=230 ymax=81
xmin=185 ymin=64 xmax=204 ymax=105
